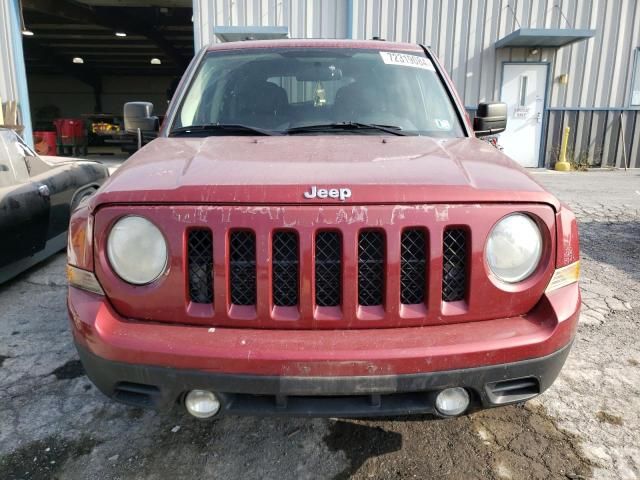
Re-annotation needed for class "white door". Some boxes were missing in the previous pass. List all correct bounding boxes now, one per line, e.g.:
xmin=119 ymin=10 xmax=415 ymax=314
xmin=499 ymin=64 xmax=548 ymax=167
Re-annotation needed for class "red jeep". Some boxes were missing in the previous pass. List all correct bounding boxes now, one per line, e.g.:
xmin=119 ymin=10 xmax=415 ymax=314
xmin=67 ymin=40 xmax=580 ymax=419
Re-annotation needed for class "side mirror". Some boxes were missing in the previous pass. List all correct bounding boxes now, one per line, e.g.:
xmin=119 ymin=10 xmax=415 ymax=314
xmin=124 ymin=102 xmax=159 ymax=134
xmin=473 ymin=102 xmax=507 ymax=137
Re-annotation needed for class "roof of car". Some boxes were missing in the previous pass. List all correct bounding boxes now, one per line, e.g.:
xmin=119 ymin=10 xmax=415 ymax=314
xmin=205 ymin=38 xmax=425 ymax=53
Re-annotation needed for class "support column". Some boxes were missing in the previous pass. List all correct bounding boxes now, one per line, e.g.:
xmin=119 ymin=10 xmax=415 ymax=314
xmin=0 ymin=0 xmax=33 ymax=146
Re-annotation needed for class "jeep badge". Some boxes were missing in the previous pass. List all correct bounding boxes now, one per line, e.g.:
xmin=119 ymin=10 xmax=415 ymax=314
xmin=303 ymin=186 xmax=352 ymax=201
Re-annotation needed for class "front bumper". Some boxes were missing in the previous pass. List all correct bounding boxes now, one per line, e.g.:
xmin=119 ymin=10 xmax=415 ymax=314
xmin=76 ymin=341 xmax=572 ymax=417
xmin=68 ymin=282 xmax=580 ymax=417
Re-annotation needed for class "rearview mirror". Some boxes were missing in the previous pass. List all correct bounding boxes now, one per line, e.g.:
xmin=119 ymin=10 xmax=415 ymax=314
xmin=296 ymin=64 xmax=343 ymax=82
xmin=473 ymin=102 xmax=507 ymax=137
xmin=124 ymin=102 xmax=159 ymax=134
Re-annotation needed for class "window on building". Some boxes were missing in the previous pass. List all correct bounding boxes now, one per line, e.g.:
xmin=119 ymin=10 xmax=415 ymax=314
xmin=632 ymin=48 xmax=640 ymax=106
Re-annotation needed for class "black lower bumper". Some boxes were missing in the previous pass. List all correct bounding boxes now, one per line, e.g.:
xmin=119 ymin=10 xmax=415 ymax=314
xmin=76 ymin=342 xmax=573 ymax=418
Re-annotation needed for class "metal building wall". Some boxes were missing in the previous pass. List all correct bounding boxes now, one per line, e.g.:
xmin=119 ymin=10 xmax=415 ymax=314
xmin=193 ymin=0 xmax=640 ymax=167
xmin=194 ymin=0 xmax=348 ymax=47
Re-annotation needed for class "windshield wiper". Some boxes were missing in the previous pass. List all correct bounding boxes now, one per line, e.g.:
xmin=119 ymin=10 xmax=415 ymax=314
xmin=284 ymin=122 xmax=408 ymax=136
xmin=170 ymin=123 xmax=279 ymax=136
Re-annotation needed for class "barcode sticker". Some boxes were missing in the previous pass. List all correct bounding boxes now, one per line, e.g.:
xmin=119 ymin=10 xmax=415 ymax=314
xmin=379 ymin=52 xmax=435 ymax=71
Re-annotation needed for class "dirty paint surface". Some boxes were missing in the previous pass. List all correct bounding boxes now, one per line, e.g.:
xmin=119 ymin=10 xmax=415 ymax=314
xmin=91 ymin=135 xmax=558 ymax=208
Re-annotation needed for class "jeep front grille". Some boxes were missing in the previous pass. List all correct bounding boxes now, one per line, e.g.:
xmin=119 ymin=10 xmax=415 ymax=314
xmin=187 ymin=225 xmax=469 ymax=313
xmin=229 ymin=231 xmax=256 ymax=305
xmin=186 ymin=227 xmax=468 ymax=309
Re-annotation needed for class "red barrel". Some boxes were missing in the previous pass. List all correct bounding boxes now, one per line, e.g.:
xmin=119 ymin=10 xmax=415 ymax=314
xmin=33 ymin=131 xmax=58 ymax=155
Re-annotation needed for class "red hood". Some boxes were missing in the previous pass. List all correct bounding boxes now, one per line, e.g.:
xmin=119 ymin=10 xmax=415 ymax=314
xmin=91 ymin=136 xmax=558 ymax=210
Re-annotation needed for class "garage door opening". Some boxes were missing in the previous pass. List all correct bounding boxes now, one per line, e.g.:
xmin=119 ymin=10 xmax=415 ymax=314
xmin=21 ymin=0 xmax=193 ymax=157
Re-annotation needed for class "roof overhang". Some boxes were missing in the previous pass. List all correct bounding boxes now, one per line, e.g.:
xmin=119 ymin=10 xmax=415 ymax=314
xmin=213 ymin=26 xmax=289 ymax=43
xmin=495 ymin=28 xmax=596 ymax=48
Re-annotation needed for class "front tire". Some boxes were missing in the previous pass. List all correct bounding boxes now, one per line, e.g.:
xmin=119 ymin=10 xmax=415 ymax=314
xmin=71 ymin=188 xmax=96 ymax=212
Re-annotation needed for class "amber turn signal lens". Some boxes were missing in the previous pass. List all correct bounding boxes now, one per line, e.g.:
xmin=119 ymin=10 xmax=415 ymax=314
xmin=545 ymin=261 xmax=580 ymax=293
xmin=67 ymin=265 xmax=104 ymax=295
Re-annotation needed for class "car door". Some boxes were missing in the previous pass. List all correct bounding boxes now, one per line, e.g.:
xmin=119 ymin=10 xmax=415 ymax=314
xmin=0 ymin=130 xmax=51 ymax=268
xmin=14 ymin=134 xmax=72 ymax=242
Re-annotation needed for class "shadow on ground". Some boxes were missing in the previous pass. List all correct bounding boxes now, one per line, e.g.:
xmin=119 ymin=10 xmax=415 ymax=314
xmin=324 ymin=403 xmax=592 ymax=480
xmin=579 ymin=221 xmax=640 ymax=282
xmin=0 ymin=391 xmax=593 ymax=480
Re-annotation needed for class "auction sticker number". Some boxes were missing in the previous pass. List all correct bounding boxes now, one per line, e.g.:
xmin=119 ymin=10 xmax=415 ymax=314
xmin=379 ymin=52 xmax=435 ymax=71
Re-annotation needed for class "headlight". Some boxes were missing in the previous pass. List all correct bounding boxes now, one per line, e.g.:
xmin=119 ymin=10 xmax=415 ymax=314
xmin=107 ymin=216 xmax=168 ymax=285
xmin=485 ymin=213 xmax=542 ymax=283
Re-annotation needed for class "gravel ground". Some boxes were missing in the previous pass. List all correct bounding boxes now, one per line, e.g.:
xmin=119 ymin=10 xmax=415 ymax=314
xmin=530 ymin=170 xmax=640 ymax=480
xmin=0 ymin=169 xmax=638 ymax=480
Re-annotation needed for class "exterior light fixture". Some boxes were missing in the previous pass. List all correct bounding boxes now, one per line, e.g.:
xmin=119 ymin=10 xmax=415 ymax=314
xmin=73 ymin=57 xmax=84 ymax=64
xmin=115 ymin=32 xmax=127 ymax=37
xmin=21 ymin=29 xmax=34 ymax=36
xmin=558 ymin=74 xmax=569 ymax=85
xmin=150 ymin=58 xmax=162 ymax=65
xmin=529 ymin=48 xmax=539 ymax=56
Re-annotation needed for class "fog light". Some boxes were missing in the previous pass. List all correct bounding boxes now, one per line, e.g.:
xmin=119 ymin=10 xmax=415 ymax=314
xmin=435 ymin=387 xmax=470 ymax=416
xmin=185 ymin=390 xmax=220 ymax=418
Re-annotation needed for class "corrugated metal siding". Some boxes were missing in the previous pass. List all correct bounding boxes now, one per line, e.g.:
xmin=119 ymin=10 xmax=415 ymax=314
xmin=543 ymin=110 xmax=640 ymax=168
xmin=194 ymin=0 xmax=640 ymax=108
xmin=347 ymin=0 xmax=640 ymax=109
xmin=193 ymin=0 xmax=640 ymax=166
xmin=194 ymin=0 xmax=348 ymax=47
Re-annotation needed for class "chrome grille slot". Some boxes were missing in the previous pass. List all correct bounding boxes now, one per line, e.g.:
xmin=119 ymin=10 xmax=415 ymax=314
xmin=358 ymin=230 xmax=385 ymax=306
xmin=188 ymin=229 xmax=213 ymax=304
xmin=401 ymin=229 xmax=427 ymax=304
xmin=442 ymin=228 xmax=467 ymax=302
xmin=315 ymin=231 xmax=342 ymax=307
xmin=272 ymin=231 xmax=299 ymax=307
xmin=230 ymin=231 xmax=256 ymax=305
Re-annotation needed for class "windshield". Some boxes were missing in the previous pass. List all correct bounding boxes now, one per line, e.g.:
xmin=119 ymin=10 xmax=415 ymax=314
xmin=171 ymin=48 xmax=465 ymax=137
